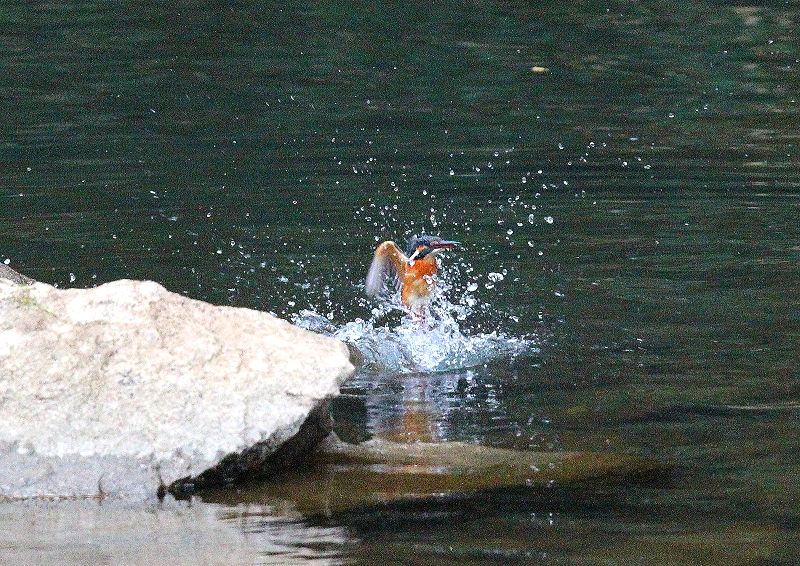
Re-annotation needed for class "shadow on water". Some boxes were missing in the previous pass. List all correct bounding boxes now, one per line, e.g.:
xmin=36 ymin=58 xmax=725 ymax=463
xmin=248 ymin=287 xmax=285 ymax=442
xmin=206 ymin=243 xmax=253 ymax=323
xmin=191 ymin=448 xmax=677 ymax=562
xmin=194 ymin=463 xmax=797 ymax=564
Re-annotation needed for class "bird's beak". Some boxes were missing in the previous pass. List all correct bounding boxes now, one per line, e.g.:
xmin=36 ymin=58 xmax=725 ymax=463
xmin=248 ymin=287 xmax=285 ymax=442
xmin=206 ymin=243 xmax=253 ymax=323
xmin=430 ymin=240 xmax=460 ymax=250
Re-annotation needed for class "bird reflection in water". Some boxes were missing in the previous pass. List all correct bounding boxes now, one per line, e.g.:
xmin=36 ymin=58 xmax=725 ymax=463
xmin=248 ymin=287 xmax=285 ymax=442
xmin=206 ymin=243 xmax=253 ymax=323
xmin=364 ymin=235 xmax=461 ymax=443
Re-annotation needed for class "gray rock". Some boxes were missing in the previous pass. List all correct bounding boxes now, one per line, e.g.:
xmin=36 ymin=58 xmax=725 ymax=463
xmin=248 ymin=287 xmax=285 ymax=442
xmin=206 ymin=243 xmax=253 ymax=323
xmin=0 ymin=278 xmax=354 ymax=499
xmin=0 ymin=264 xmax=34 ymax=285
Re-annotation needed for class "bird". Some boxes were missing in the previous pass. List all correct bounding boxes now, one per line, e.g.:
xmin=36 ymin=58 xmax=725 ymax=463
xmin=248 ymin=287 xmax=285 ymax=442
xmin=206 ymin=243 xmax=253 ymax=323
xmin=365 ymin=235 xmax=460 ymax=312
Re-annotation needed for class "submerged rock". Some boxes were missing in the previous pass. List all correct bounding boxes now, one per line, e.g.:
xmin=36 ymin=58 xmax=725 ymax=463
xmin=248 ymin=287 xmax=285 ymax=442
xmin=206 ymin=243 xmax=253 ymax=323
xmin=317 ymin=435 xmax=667 ymax=491
xmin=198 ymin=434 xmax=670 ymax=515
xmin=0 ymin=276 xmax=354 ymax=499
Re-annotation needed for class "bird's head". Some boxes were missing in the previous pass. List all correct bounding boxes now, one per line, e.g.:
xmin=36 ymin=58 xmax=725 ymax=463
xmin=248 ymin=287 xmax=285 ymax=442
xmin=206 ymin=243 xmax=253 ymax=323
xmin=405 ymin=235 xmax=460 ymax=261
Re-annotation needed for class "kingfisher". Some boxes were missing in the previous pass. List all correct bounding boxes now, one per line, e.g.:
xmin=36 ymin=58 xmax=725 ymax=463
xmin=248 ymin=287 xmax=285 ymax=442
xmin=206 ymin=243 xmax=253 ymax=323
xmin=365 ymin=235 xmax=460 ymax=311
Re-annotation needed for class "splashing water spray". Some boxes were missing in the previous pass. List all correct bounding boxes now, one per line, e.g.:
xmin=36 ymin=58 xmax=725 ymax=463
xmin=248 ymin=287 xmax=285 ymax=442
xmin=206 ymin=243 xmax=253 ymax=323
xmin=294 ymin=233 xmax=535 ymax=374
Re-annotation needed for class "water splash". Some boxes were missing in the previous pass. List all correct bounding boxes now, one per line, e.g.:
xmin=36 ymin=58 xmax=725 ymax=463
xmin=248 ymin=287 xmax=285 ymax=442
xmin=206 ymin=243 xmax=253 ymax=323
xmin=293 ymin=283 xmax=535 ymax=374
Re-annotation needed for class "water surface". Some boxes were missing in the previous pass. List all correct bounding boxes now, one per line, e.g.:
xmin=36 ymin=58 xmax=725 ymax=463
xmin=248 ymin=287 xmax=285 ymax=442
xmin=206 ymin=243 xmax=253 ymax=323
xmin=1 ymin=0 xmax=799 ymax=563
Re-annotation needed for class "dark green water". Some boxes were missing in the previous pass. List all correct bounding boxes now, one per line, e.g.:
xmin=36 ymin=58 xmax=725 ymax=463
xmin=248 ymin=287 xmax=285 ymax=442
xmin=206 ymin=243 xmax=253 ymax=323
xmin=2 ymin=0 xmax=799 ymax=563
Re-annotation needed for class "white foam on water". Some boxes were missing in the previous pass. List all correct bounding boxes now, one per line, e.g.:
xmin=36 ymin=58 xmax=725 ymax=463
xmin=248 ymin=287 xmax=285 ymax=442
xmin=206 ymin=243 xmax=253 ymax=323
xmin=293 ymin=283 xmax=536 ymax=374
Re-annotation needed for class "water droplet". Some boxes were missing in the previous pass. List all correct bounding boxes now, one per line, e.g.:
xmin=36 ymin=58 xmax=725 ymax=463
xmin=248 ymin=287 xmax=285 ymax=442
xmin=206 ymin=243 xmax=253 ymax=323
xmin=69 ymin=273 xmax=76 ymax=283
xmin=544 ymin=216 xmax=554 ymax=224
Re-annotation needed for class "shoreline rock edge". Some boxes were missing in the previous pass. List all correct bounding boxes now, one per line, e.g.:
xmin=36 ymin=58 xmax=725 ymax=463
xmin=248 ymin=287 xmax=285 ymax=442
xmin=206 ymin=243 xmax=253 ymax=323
xmin=0 ymin=266 xmax=355 ymax=499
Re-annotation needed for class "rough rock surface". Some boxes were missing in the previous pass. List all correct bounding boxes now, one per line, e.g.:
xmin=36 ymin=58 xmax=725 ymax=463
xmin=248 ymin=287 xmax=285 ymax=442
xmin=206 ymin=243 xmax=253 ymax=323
xmin=0 ymin=276 xmax=354 ymax=498
xmin=0 ymin=264 xmax=33 ymax=285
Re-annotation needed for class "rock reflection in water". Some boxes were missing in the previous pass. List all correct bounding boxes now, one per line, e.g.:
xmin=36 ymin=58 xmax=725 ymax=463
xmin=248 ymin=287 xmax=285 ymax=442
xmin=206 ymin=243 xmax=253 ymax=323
xmin=0 ymin=499 xmax=353 ymax=566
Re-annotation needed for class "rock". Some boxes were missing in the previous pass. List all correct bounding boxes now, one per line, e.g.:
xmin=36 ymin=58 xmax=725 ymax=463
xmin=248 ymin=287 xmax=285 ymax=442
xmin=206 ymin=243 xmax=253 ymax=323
xmin=317 ymin=435 xmax=668 ymax=489
xmin=0 ymin=278 xmax=354 ymax=499
xmin=0 ymin=264 xmax=33 ymax=285
xmin=197 ymin=434 xmax=670 ymax=514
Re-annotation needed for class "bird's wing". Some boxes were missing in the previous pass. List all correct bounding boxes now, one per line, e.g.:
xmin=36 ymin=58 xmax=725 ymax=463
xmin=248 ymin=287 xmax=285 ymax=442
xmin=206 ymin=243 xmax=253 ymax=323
xmin=365 ymin=241 xmax=407 ymax=296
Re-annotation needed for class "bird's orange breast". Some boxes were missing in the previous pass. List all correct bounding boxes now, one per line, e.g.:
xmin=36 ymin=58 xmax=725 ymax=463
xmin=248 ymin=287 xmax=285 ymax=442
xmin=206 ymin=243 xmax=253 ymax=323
xmin=401 ymin=256 xmax=438 ymax=307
